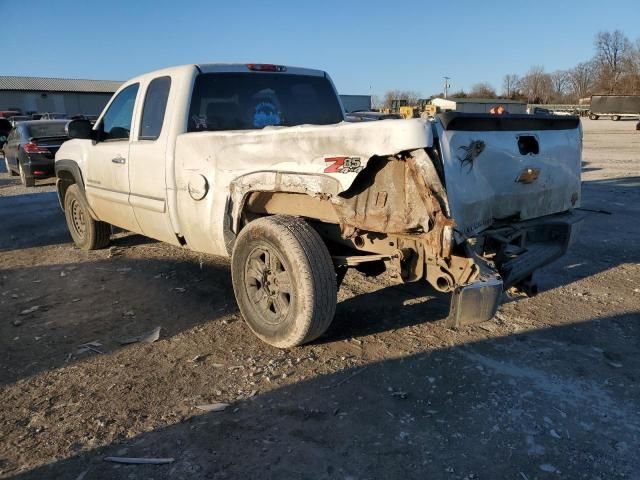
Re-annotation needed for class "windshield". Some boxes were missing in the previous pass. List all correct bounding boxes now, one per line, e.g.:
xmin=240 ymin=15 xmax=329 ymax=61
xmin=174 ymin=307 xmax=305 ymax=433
xmin=27 ymin=123 xmax=68 ymax=138
xmin=188 ymin=73 xmax=343 ymax=132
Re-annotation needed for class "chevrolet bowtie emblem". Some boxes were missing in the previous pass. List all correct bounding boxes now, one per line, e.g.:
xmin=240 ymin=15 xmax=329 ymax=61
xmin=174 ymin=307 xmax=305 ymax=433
xmin=516 ymin=167 xmax=540 ymax=184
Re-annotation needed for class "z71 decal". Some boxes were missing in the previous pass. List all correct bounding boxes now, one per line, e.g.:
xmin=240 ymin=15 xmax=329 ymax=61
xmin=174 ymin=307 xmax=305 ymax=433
xmin=324 ymin=156 xmax=363 ymax=174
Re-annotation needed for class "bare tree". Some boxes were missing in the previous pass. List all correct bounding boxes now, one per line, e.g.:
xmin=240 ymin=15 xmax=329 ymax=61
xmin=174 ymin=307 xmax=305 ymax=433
xmin=449 ymin=90 xmax=467 ymax=98
xmin=502 ymin=74 xmax=520 ymax=98
xmin=520 ymin=66 xmax=553 ymax=103
xmin=594 ymin=30 xmax=631 ymax=92
xmin=568 ymin=61 xmax=595 ymax=100
xmin=617 ymin=38 xmax=640 ymax=94
xmin=370 ymin=94 xmax=382 ymax=110
xmin=382 ymin=90 xmax=421 ymax=108
xmin=469 ymin=82 xmax=497 ymax=98
xmin=550 ymin=70 xmax=570 ymax=102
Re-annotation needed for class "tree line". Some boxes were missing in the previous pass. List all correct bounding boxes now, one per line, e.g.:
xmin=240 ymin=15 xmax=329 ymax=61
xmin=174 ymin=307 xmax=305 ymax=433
xmin=378 ymin=30 xmax=640 ymax=107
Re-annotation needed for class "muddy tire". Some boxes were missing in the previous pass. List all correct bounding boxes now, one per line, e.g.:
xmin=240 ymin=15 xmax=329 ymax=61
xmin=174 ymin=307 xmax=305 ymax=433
xmin=18 ymin=162 xmax=35 ymax=187
xmin=4 ymin=156 xmax=17 ymax=176
xmin=231 ymin=215 xmax=337 ymax=348
xmin=63 ymin=184 xmax=111 ymax=250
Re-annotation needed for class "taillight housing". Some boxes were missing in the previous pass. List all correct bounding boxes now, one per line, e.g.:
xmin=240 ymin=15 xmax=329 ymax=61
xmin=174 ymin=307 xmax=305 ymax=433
xmin=23 ymin=142 xmax=49 ymax=154
xmin=246 ymin=64 xmax=286 ymax=72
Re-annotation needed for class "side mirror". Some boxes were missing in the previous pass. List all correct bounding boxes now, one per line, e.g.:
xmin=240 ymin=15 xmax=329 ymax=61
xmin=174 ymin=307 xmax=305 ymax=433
xmin=66 ymin=119 xmax=94 ymax=140
xmin=0 ymin=118 xmax=11 ymax=132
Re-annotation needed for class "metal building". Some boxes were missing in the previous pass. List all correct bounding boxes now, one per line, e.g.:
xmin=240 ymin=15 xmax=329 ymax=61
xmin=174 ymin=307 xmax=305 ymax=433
xmin=0 ymin=76 xmax=122 ymax=116
xmin=431 ymin=97 xmax=527 ymax=114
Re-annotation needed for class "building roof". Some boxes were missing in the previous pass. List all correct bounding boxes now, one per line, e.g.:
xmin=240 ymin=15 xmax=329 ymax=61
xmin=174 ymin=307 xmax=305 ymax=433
xmin=434 ymin=97 xmax=525 ymax=104
xmin=0 ymin=76 xmax=123 ymax=93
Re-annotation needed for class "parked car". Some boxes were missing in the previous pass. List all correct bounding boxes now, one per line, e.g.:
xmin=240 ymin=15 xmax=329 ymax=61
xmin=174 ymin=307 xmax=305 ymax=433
xmin=68 ymin=113 xmax=99 ymax=123
xmin=0 ymin=110 xmax=21 ymax=119
xmin=56 ymin=63 xmax=583 ymax=348
xmin=7 ymin=115 xmax=31 ymax=126
xmin=4 ymin=120 xmax=69 ymax=186
xmin=345 ymin=111 xmax=402 ymax=122
xmin=38 ymin=112 xmax=68 ymax=120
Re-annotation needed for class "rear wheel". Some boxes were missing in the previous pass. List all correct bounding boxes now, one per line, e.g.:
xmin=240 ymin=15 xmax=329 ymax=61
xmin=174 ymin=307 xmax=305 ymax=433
xmin=4 ymin=156 xmax=17 ymax=176
xmin=18 ymin=161 xmax=35 ymax=187
xmin=63 ymin=184 xmax=111 ymax=250
xmin=231 ymin=215 xmax=337 ymax=348
xmin=611 ymin=115 xmax=621 ymax=121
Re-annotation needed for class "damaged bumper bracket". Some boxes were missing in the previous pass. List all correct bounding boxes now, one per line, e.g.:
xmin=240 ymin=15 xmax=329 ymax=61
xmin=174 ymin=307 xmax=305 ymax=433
xmin=447 ymin=272 xmax=503 ymax=329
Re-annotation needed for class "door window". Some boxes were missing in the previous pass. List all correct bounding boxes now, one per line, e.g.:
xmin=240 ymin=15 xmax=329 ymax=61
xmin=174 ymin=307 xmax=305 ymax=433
xmin=139 ymin=76 xmax=171 ymax=140
xmin=101 ymin=83 xmax=139 ymax=141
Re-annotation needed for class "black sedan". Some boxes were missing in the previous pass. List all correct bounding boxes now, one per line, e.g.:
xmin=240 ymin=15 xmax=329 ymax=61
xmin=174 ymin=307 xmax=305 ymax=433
xmin=3 ymin=120 xmax=69 ymax=187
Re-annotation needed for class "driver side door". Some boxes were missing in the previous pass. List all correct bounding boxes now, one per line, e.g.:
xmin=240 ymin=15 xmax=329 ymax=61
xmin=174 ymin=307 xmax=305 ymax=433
xmin=85 ymin=83 xmax=141 ymax=233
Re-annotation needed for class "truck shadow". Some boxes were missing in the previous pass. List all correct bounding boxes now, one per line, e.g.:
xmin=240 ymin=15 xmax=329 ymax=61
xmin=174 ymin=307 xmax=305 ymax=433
xmin=0 ymin=255 xmax=237 ymax=387
xmin=326 ymin=281 xmax=450 ymax=343
xmin=5 ymin=310 xmax=639 ymax=479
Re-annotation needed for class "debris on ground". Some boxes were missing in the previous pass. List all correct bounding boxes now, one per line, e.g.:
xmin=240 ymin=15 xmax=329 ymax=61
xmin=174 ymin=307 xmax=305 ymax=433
xmin=119 ymin=326 xmax=161 ymax=345
xmin=195 ymin=403 xmax=229 ymax=412
xmin=19 ymin=305 xmax=40 ymax=315
xmin=75 ymin=341 xmax=104 ymax=355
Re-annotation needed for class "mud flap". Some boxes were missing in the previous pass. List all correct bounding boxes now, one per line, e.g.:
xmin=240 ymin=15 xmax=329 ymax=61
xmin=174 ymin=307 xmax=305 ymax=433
xmin=447 ymin=274 xmax=503 ymax=329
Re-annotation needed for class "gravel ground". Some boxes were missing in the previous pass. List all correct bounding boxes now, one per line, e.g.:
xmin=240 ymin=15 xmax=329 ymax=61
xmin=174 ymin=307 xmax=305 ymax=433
xmin=0 ymin=118 xmax=639 ymax=479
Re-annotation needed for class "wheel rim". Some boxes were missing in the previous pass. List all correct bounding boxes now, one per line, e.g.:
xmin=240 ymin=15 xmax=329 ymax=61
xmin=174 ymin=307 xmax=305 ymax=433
xmin=69 ymin=198 xmax=87 ymax=238
xmin=244 ymin=245 xmax=292 ymax=325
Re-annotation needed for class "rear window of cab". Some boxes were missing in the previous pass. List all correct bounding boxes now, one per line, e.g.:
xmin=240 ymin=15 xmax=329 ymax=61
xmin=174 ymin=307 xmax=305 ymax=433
xmin=188 ymin=73 xmax=343 ymax=132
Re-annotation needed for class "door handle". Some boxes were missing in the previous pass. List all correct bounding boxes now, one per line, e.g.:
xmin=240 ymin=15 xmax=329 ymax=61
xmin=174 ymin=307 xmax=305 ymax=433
xmin=111 ymin=156 xmax=126 ymax=164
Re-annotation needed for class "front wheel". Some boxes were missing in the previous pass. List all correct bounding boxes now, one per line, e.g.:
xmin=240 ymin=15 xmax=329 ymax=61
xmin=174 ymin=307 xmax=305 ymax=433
xmin=231 ymin=215 xmax=337 ymax=348
xmin=63 ymin=184 xmax=111 ymax=250
xmin=589 ymin=114 xmax=599 ymax=120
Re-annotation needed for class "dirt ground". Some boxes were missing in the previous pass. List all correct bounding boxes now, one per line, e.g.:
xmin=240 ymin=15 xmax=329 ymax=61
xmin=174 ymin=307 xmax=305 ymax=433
xmin=0 ymin=118 xmax=639 ymax=479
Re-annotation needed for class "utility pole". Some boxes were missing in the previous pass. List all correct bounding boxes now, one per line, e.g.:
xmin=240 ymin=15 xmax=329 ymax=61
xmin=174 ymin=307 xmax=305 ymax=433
xmin=443 ymin=76 xmax=451 ymax=98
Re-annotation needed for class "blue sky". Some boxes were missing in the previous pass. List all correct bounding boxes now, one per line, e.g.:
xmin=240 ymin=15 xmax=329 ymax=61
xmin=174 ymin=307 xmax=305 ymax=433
xmin=1 ymin=0 xmax=639 ymax=97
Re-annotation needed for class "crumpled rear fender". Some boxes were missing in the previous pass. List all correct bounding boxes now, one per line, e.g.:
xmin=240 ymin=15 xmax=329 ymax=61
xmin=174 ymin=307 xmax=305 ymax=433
xmin=225 ymin=146 xmax=453 ymax=260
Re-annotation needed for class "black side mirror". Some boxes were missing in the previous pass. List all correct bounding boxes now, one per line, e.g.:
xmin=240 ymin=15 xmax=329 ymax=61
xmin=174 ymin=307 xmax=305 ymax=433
xmin=0 ymin=118 xmax=11 ymax=132
xmin=66 ymin=119 xmax=94 ymax=140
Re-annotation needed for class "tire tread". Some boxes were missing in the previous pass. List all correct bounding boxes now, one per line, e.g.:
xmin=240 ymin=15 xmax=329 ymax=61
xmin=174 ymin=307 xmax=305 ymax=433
xmin=232 ymin=215 xmax=336 ymax=348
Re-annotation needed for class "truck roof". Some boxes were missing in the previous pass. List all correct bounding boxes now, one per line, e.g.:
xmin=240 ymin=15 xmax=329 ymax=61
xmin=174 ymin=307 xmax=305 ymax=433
xmin=124 ymin=63 xmax=326 ymax=86
xmin=197 ymin=63 xmax=326 ymax=77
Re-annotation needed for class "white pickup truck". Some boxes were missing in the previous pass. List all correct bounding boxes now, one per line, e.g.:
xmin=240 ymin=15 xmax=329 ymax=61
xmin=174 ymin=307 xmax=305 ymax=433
xmin=55 ymin=63 xmax=583 ymax=348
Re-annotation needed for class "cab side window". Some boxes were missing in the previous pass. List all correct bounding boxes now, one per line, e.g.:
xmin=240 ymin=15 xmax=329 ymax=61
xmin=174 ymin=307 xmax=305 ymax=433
xmin=101 ymin=83 xmax=139 ymax=141
xmin=139 ymin=76 xmax=171 ymax=140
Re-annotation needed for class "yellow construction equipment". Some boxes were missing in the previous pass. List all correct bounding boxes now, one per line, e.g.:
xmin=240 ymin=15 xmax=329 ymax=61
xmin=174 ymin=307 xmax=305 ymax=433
xmin=384 ymin=98 xmax=441 ymax=119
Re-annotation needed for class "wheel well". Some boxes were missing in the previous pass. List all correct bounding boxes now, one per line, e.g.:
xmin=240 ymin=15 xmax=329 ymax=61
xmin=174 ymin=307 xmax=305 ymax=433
xmin=56 ymin=170 xmax=76 ymax=211
xmin=243 ymin=191 xmax=339 ymax=225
